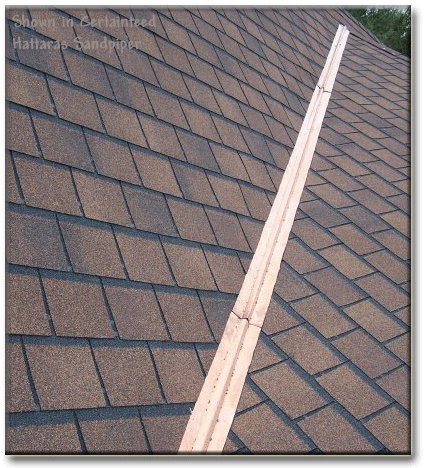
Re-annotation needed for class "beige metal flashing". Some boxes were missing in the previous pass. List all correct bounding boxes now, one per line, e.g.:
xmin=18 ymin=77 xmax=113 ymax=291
xmin=179 ymin=25 xmax=349 ymax=454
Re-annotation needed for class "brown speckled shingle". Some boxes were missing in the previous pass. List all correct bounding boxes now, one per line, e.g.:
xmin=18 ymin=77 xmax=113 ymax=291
xmin=330 ymin=223 xmax=381 ymax=255
xmin=7 ymin=423 xmax=82 ymax=454
xmin=143 ymin=414 xmax=189 ymax=454
xmin=8 ymin=210 xmax=70 ymax=271
xmin=85 ymin=131 xmax=140 ymax=184
xmin=93 ymin=345 xmax=162 ymax=406
xmin=15 ymin=157 xmax=82 ymax=216
xmin=7 ymin=343 xmax=34 ymax=412
xmin=298 ymin=405 xmax=375 ymax=454
xmin=167 ymin=197 xmax=216 ymax=244
xmin=151 ymin=345 xmax=205 ymax=403
xmin=147 ymin=86 xmax=189 ymax=130
xmin=343 ymin=299 xmax=404 ymax=342
xmin=138 ymin=114 xmax=185 ymax=160
xmin=173 ymin=161 xmax=218 ymax=206
xmin=306 ymin=267 xmax=366 ymax=307
xmin=132 ymin=148 xmax=180 ymax=196
xmin=232 ymin=403 xmax=309 ymax=453
xmin=48 ymin=78 xmax=103 ymax=132
xmin=356 ymin=273 xmax=409 ymax=311
xmin=32 ymin=114 xmax=94 ymax=171
xmin=155 ymin=287 xmax=213 ymax=342
xmin=377 ymin=366 xmax=410 ymax=410
xmin=64 ymin=49 xmax=114 ymax=98
xmin=115 ymin=230 xmax=174 ymax=285
xmin=177 ymin=129 xmax=220 ymax=172
xmin=80 ymin=417 xmax=149 ymax=454
xmin=333 ymin=329 xmax=400 ymax=378
xmin=203 ymin=246 xmax=245 ymax=294
xmin=206 ymin=207 xmax=250 ymax=251
xmin=316 ymin=364 xmax=389 ymax=419
xmin=292 ymin=294 xmax=354 ymax=339
xmin=104 ymin=281 xmax=168 ymax=340
xmin=6 ymin=105 xmax=39 ymax=156
xmin=96 ymin=97 xmax=147 ymax=146
xmin=273 ymin=325 xmax=342 ymax=375
xmin=252 ymin=362 xmax=325 ymax=419
xmin=7 ymin=271 xmax=50 ymax=336
xmin=364 ymin=407 xmax=410 ymax=453
xmin=60 ymin=219 xmax=125 ymax=278
xmin=41 ymin=274 xmax=113 ymax=338
xmin=162 ymin=239 xmax=216 ymax=290
xmin=124 ymin=186 xmax=177 ymax=236
xmin=25 ymin=343 xmax=105 ymax=410
xmin=73 ymin=171 xmax=132 ymax=227
xmin=7 ymin=62 xmax=55 ymax=115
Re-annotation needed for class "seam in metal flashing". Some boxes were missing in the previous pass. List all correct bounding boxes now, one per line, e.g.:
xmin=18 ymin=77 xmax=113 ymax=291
xmin=179 ymin=25 xmax=349 ymax=454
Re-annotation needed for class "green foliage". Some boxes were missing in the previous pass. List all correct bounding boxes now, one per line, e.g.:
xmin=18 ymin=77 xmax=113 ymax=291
xmin=347 ymin=7 xmax=411 ymax=57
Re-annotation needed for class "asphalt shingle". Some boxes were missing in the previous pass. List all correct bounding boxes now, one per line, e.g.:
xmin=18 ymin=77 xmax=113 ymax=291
xmin=377 ymin=366 xmax=410 ymax=410
xmin=173 ymin=161 xmax=218 ymax=206
xmin=138 ymin=114 xmax=185 ymax=160
xmin=85 ymin=131 xmax=140 ymax=184
xmin=177 ymin=129 xmax=220 ymax=172
xmin=25 ymin=343 xmax=105 ymax=410
xmin=80 ymin=417 xmax=148 ymax=454
xmin=330 ymin=223 xmax=381 ymax=255
xmin=115 ymin=230 xmax=174 ymax=285
xmin=64 ymin=49 xmax=114 ymax=99
xmin=317 ymin=364 xmax=388 ymax=419
xmin=292 ymin=294 xmax=354 ymax=339
xmin=7 ymin=62 xmax=54 ymax=115
xmin=103 ymin=281 xmax=168 ymax=340
xmin=206 ymin=207 xmax=250 ymax=251
xmin=364 ymin=407 xmax=410 ymax=453
xmin=32 ymin=114 xmax=94 ymax=171
xmin=73 ymin=172 xmax=132 ymax=227
xmin=344 ymin=299 xmax=405 ymax=342
xmin=93 ymin=345 xmax=162 ymax=406
xmin=41 ymin=273 xmax=113 ymax=338
xmin=232 ymin=403 xmax=309 ymax=453
xmin=298 ymin=405 xmax=375 ymax=454
xmin=123 ymin=186 xmax=177 ymax=236
xmin=333 ymin=329 xmax=400 ymax=378
xmin=319 ymin=245 xmax=373 ymax=279
xmin=5 ymin=6 xmax=411 ymax=456
xmin=306 ymin=267 xmax=366 ymax=307
xmin=97 ymin=97 xmax=147 ymax=146
xmin=106 ymin=67 xmax=153 ymax=114
xmin=6 ymin=105 xmax=39 ymax=156
xmin=7 ymin=343 xmax=34 ymax=412
xmin=356 ymin=273 xmax=409 ymax=311
xmin=7 ymin=271 xmax=50 ymax=336
xmin=167 ymin=197 xmax=216 ymax=244
xmin=7 ymin=423 xmax=81 ymax=454
xmin=8 ymin=210 xmax=70 ymax=271
xmin=204 ymin=246 xmax=245 ymax=294
xmin=155 ymin=287 xmax=213 ymax=342
xmin=273 ymin=325 xmax=342 ymax=375
xmin=252 ymin=362 xmax=325 ymax=419
xmin=143 ymin=415 xmax=189 ymax=454
xmin=162 ymin=239 xmax=216 ymax=291
xmin=59 ymin=219 xmax=125 ymax=278
xmin=48 ymin=78 xmax=103 ymax=132
xmin=151 ymin=345 xmax=205 ymax=403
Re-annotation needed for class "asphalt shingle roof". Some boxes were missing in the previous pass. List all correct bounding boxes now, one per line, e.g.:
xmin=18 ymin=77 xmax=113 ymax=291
xmin=6 ymin=6 xmax=410 ymax=454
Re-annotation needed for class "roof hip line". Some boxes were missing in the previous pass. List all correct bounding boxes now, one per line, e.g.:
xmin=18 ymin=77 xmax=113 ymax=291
xmin=178 ymin=24 xmax=350 ymax=454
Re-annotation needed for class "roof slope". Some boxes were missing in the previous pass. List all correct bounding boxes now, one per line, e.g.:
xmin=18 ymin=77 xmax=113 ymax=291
xmin=6 ymin=7 xmax=410 ymax=454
